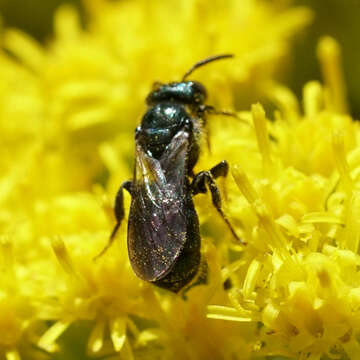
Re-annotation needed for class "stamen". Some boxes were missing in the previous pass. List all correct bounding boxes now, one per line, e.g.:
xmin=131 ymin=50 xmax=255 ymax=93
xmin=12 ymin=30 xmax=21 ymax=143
xmin=332 ymin=131 xmax=353 ymax=193
xmin=267 ymin=83 xmax=300 ymax=122
xmin=206 ymin=305 xmax=253 ymax=322
xmin=110 ymin=317 xmax=127 ymax=352
xmin=136 ymin=329 xmax=160 ymax=346
xmin=88 ymin=319 xmax=105 ymax=353
xmin=243 ymin=259 xmax=261 ymax=299
xmin=342 ymin=191 xmax=360 ymax=252
xmin=317 ymin=37 xmax=348 ymax=114
xmin=233 ymin=167 xmax=302 ymax=274
xmin=3 ymin=30 xmax=45 ymax=72
xmin=51 ymin=236 xmax=77 ymax=277
xmin=54 ymin=4 xmax=81 ymax=41
xmin=251 ymin=103 xmax=272 ymax=176
xmin=232 ymin=165 xmax=259 ymax=204
xmin=253 ymin=200 xmax=295 ymax=267
xmin=262 ymin=302 xmax=280 ymax=329
xmin=38 ymin=320 xmax=71 ymax=352
xmin=303 ymin=81 xmax=323 ymax=117
xmin=228 ymin=288 xmax=260 ymax=313
xmin=301 ymin=212 xmax=344 ymax=225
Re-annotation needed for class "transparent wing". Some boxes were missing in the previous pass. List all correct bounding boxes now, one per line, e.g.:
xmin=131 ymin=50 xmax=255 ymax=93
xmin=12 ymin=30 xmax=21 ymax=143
xmin=128 ymin=130 xmax=190 ymax=281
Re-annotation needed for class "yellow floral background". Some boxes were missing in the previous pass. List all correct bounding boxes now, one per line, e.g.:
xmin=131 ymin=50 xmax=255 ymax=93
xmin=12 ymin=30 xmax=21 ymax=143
xmin=1 ymin=0 xmax=360 ymax=359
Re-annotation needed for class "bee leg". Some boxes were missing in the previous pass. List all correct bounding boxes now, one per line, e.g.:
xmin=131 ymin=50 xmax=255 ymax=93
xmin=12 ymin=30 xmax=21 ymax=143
xmin=93 ymin=180 xmax=132 ymax=261
xmin=209 ymin=159 xmax=229 ymax=178
xmin=198 ymin=104 xmax=239 ymax=120
xmin=192 ymin=160 xmax=229 ymax=194
xmin=192 ymin=163 xmax=244 ymax=244
xmin=208 ymin=160 xmax=229 ymax=199
xmin=198 ymin=105 xmax=243 ymax=154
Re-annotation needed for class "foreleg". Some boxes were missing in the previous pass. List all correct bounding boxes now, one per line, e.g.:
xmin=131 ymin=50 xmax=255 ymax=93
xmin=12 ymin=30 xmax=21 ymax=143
xmin=93 ymin=180 xmax=132 ymax=260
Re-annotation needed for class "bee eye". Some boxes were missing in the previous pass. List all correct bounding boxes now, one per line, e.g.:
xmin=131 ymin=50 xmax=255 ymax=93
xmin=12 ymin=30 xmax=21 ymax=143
xmin=193 ymin=92 xmax=204 ymax=103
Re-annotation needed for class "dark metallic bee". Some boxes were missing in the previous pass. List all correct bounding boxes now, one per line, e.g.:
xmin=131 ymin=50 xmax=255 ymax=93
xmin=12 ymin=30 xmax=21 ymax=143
xmin=96 ymin=54 xmax=242 ymax=293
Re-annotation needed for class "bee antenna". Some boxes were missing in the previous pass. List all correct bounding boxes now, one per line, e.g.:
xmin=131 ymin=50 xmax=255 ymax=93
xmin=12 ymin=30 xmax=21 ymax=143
xmin=182 ymin=54 xmax=234 ymax=81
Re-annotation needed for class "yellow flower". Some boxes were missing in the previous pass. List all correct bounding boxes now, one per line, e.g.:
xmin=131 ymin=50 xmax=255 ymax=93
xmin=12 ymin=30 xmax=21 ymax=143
xmin=0 ymin=239 xmax=34 ymax=360
xmin=5 ymin=0 xmax=352 ymax=359
xmin=208 ymin=37 xmax=360 ymax=359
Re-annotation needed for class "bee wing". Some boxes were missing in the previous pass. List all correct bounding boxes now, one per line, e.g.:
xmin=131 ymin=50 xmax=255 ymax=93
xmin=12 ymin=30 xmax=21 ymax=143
xmin=128 ymin=130 xmax=190 ymax=281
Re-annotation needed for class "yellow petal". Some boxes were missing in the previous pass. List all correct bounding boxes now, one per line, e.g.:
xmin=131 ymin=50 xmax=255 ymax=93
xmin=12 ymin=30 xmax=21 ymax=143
xmin=38 ymin=321 xmax=71 ymax=352
xmin=110 ymin=317 xmax=126 ymax=352
xmin=88 ymin=319 xmax=106 ymax=353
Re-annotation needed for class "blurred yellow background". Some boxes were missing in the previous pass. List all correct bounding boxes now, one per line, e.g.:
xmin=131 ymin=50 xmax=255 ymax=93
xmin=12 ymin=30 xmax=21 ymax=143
xmin=2 ymin=0 xmax=358 ymax=115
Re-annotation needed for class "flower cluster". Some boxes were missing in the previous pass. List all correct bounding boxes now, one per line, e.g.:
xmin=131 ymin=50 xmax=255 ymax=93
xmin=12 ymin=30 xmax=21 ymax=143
xmin=208 ymin=38 xmax=360 ymax=359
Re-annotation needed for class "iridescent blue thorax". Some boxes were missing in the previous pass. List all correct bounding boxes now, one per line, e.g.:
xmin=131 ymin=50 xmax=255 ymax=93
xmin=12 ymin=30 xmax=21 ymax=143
xmin=136 ymin=81 xmax=206 ymax=159
xmin=137 ymin=103 xmax=193 ymax=158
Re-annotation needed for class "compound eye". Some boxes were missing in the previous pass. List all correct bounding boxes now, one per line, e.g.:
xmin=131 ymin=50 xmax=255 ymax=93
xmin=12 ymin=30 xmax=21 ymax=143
xmin=190 ymin=82 xmax=206 ymax=103
xmin=194 ymin=93 xmax=202 ymax=103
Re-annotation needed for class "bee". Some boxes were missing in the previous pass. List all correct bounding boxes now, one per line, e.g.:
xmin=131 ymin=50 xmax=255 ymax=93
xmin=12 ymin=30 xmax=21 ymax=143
xmin=96 ymin=54 xmax=242 ymax=293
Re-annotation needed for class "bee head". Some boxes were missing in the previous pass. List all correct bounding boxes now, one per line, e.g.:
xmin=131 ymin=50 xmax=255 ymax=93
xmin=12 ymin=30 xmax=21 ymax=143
xmin=146 ymin=81 xmax=207 ymax=107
